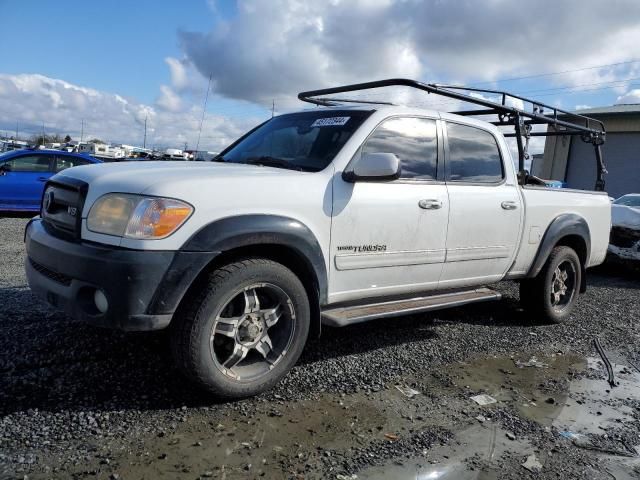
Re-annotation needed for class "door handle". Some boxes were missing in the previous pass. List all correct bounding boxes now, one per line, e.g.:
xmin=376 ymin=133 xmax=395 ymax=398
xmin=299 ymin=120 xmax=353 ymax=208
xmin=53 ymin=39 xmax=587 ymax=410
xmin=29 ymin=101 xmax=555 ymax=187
xmin=419 ymin=199 xmax=443 ymax=210
xmin=37 ymin=177 xmax=48 ymax=182
xmin=501 ymin=201 xmax=518 ymax=210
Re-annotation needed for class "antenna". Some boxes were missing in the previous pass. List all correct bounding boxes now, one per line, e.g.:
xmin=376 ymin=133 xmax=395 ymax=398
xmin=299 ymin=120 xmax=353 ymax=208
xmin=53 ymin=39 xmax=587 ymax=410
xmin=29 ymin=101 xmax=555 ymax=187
xmin=195 ymin=73 xmax=213 ymax=153
xmin=42 ymin=122 xmax=46 ymax=146
xmin=271 ymin=99 xmax=275 ymax=118
xmin=80 ymin=119 xmax=84 ymax=143
xmin=143 ymin=115 xmax=147 ymax=149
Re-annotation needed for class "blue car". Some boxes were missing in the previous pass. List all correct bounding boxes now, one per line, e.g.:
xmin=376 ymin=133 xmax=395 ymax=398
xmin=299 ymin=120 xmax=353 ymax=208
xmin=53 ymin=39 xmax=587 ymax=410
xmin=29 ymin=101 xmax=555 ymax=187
xmin=0 ymin=149 xmax=101 ymax=212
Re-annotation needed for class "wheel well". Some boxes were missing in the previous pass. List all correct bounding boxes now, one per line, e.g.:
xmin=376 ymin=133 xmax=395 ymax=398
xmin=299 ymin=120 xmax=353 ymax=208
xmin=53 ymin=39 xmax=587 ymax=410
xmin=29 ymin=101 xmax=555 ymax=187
xmin=555 ymin=234 xmax=588 ymax=266
xmin=177 ymin=244 xmax=322 ymax=337
xmin=555 ymin=234 xmax=588 ymax=292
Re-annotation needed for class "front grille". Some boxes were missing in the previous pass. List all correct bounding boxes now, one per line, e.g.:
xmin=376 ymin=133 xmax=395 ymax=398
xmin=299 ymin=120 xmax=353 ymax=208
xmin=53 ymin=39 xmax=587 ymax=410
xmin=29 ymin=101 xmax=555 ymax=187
xmin=41 ymin=178 xmax=88 ymax=241
xmin=29 ymin=259 xmax=72 ymax=286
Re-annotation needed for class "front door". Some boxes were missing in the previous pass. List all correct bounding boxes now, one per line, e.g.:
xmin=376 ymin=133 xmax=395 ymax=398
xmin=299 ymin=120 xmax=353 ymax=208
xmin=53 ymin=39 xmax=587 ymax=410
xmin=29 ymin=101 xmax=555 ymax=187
xmin=329 ymin=116 xmax=449 ymax=304
xmin=439 ymin=121 xmax=522 ymax=288
xmin=0 ymin=154 xmax=52 ymax=210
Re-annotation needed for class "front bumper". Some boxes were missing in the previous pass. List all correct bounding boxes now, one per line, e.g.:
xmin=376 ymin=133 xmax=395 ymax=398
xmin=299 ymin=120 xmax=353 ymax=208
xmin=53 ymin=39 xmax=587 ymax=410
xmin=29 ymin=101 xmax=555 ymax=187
xmin=24 ymin=219 xmax=216 ymax=331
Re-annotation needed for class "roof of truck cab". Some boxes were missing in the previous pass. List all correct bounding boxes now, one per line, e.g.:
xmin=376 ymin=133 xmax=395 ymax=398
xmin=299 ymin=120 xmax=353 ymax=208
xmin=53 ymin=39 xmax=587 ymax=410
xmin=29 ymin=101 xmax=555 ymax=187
xmin=0 ymin=148 xmax=97 ymax=160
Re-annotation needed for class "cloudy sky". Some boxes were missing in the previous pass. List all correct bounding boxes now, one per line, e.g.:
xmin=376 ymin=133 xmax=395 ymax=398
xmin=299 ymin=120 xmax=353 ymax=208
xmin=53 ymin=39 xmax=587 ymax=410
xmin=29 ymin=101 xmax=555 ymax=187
xmin=2 ymin=0 xmax=640 ymax=151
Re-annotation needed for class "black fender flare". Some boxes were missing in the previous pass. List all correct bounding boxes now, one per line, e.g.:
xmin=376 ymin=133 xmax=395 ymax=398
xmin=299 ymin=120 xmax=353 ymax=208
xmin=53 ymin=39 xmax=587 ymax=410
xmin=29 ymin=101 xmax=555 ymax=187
xmin=181 ymin=215 xmax=328 ymax=304
xmin=526 ymin=214 xmax=590 ymax=291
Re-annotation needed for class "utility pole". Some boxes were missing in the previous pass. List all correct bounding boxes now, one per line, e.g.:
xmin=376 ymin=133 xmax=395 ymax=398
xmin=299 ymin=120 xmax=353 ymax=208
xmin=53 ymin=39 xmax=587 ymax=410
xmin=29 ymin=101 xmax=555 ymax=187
xmin=143 ymin=115 xmax=147 ymax=149
xmin=80 ymin=119 xmax=84 ymax=143
xmin=15 ymin=121 xmax=18 ymax=140
xmin=42 ymin=122 xmax=46 ymax=146
xmin=271 ymin=99 xmax=275 ymax=118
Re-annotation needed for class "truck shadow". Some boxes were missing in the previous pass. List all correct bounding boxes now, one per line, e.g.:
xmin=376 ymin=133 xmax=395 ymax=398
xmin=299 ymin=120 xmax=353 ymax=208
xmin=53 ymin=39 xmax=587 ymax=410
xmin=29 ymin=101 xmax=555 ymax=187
xmin=0 ymin=275 xmax=627 ymax=416
xmin=0 ymin=287 xmax=531 ymax=416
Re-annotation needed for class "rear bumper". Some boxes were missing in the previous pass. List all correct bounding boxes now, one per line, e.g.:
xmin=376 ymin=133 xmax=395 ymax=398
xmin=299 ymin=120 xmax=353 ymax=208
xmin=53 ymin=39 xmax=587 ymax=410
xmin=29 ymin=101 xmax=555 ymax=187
xmin=24 ymin=219 xmax=217 ymax=331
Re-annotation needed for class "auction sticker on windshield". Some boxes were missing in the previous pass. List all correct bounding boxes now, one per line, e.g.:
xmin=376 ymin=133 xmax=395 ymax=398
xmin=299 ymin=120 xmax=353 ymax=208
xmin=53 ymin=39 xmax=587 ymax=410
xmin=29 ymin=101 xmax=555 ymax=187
xmin=311 ymin=117 xmax=350 ymax=127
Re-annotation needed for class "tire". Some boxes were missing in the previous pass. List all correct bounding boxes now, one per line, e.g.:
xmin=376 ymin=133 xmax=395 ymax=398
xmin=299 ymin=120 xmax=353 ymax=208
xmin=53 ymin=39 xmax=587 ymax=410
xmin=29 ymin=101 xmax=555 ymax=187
xmin=171 ymin=258 xmax=310 ymax=399
xmin=519 ymin=246 xmax=582 ymax=324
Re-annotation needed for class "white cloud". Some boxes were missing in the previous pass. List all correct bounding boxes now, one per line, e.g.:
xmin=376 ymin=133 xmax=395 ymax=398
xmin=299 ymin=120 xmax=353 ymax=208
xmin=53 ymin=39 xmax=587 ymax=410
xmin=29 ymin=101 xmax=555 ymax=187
xmin=178 ymin=0 xmax=640 ymax=105
xmin=616 ymin=89 xmax=640 ymax=104
xmin=165 ymin=57 xmax=190 ymax=91
xmin=178 ymin=0 xmax=422 ymax=106
xmin=164 ymin=57 xmax=207 ymax=95
xmin=156 ymin=85 xmax=183 ymax=112
xmin=0 ymin=73 xmax=258 ymax=151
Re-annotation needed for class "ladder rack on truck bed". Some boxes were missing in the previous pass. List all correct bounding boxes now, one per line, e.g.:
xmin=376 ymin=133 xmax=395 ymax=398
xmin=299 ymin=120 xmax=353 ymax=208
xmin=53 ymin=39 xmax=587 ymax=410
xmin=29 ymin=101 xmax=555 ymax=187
xmin=298 ymin=78 xmax=608 ymax=191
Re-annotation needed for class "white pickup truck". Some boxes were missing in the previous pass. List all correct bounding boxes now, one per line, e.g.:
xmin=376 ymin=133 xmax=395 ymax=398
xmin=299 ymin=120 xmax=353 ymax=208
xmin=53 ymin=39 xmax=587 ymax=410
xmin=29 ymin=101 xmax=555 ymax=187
xmin=25 ymin=80 xmax=611 ymax=398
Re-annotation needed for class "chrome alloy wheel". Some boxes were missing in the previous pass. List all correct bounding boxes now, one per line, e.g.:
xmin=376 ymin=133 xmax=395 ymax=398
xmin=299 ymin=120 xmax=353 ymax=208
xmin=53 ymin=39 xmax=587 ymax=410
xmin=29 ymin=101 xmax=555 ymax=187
xmin=550 ymin=260 xmax=577 ymax=311
xmin=210 ymin=283 xmax=296 ymax=382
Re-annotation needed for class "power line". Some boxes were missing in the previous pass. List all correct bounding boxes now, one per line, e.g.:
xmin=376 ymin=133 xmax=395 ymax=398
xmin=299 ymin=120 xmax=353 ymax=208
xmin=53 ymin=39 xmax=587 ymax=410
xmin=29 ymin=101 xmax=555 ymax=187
xmin=513 ymin=76 xmax=640 ymax=96
xmin=470 ymin=59 xmax=640 ymax=86
xmin=528 ymin=82 xmax=640 ymax=99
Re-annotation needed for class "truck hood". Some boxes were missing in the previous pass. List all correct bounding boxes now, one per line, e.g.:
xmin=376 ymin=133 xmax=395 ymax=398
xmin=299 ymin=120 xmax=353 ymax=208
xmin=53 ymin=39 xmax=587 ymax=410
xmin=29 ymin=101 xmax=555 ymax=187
xmin=63 ymin=160 xmax=331 ymax=251
xmin=56 ymin=161 xmax=300 ymax=194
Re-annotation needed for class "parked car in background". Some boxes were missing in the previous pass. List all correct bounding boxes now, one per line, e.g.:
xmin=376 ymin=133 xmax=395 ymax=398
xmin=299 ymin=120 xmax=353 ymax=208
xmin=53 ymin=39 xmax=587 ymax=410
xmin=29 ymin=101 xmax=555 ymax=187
xmin=78 ymin=143 xmax=126 ymax=161
xmin=162 ymin=148 xmax=189 ymax=160
xmin=0 ymin=139 xmax=29 ymax=153
xmin=613 ymin=193 xmax=640 ymax=209
xmin=609 ymin=193 xmax=640 ymax=265
xmin=0 ymin=149 xmax=101 ymax=212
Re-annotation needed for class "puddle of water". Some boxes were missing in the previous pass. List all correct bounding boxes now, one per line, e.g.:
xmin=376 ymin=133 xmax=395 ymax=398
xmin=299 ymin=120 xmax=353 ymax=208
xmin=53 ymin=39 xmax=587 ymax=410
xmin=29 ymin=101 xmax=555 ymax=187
xmin=442 ymin=352 xmax=583 ymax=426
xmin=360 ymin=352 xmax=640 ymax=479
xmin=553 ymin=359 xmax=639 ymax=436
xmin=115 ymin=391 xmax=426 ymax=479
xmin=360 ymin=424 xmax=533 ymax=479
xmin=47 ymin=351 xmax=640 ymax=479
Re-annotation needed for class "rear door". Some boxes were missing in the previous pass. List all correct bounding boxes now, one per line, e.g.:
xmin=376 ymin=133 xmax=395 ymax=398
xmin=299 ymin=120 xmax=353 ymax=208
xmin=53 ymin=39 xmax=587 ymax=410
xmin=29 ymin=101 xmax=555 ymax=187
xmin=0 ymin=153 xmax=53 ymax=210
xmin=54 ymin=154 xmax=92 ymax=173
xmin=439 ymin=121 xmax=522 ymax=288
xmin=329 ymin=116 xmax=449 ymax=303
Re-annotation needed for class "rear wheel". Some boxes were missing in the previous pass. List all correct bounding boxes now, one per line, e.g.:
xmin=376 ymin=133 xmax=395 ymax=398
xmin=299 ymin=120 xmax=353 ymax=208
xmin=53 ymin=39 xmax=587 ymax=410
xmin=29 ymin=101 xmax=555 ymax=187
xmin=519 ymin=246 xmax=581 ymax=323
xmin=171 ymin=258 xmax=310 ymax=399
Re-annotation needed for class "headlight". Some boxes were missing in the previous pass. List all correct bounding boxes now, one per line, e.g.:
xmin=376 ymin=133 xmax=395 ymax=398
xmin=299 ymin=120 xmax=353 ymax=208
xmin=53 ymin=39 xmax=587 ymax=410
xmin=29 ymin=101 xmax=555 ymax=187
xmin=87 ymin=194 xmax=193 ymax=239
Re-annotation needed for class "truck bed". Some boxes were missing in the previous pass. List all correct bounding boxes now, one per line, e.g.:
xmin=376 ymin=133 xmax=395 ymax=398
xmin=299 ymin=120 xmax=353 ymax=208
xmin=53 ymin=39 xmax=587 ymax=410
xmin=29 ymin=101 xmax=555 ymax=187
xmin=507 ymin=186 xmax=612 ymax=276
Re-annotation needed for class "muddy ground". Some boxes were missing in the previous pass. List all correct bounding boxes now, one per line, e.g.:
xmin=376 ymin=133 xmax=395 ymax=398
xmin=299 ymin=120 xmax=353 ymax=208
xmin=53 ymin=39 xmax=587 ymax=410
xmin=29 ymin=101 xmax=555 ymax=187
xmin=1 ymin=216 xmax=639 ymax=479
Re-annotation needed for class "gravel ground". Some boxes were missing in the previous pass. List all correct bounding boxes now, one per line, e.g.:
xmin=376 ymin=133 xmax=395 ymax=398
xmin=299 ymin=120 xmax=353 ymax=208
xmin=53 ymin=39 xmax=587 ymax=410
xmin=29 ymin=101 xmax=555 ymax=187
xmin=1 ymin=216 xmax=639 ymax=479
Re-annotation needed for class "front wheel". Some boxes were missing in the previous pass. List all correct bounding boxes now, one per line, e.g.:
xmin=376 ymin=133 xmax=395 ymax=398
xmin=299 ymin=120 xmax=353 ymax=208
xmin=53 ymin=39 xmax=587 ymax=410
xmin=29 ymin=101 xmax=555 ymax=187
xmin=171 ymin=258 xmax=310 ymax=399
xmin=519 ymin=246 xmax=582 ymax=324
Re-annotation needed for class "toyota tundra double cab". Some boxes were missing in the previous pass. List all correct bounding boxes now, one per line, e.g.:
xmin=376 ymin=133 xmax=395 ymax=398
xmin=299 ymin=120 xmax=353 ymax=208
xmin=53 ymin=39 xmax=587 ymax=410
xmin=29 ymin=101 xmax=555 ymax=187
xmin=25 ymin=79 xmax=611 ymax=398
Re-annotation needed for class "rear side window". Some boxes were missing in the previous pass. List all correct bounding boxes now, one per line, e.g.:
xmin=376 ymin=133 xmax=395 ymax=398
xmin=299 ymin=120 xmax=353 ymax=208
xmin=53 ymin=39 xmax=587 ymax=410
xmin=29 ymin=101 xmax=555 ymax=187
xmin=446 ymin=123 xmax=503 ymax=183
xmin=362 ymin=117 xmax=438 ymax=180
xmin=55 ymin=156 xmax=90 ymax=172
xmin=6 ymin=155 xmax=51 ymax=172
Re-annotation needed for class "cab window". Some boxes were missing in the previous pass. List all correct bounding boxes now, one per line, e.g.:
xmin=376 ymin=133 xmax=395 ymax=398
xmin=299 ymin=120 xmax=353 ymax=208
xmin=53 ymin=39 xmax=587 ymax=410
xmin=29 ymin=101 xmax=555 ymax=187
xmin=445 ymin=123 xmax=504 ymax=183
xmin=362 ymin=117 xmax=438 ymax=180
xmin=55 ymin=155 xmax=90 ymax=172
xmin=5 ymin=155 xmax=51 ymax=172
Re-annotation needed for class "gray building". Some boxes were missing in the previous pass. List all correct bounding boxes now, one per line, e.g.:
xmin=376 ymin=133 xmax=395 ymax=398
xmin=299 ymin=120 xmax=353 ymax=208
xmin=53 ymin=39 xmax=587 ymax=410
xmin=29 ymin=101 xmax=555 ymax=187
xmin=535 ymin=104 xmax=640 ymax=198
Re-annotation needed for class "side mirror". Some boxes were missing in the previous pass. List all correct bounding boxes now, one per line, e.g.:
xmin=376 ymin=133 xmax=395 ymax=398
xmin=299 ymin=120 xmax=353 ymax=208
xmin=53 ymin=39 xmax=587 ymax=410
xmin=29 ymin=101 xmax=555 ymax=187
xmin=344 ymin=152 xmax=401 ymax=182
xmin=0 ymin=165 xmax=9 ymax=176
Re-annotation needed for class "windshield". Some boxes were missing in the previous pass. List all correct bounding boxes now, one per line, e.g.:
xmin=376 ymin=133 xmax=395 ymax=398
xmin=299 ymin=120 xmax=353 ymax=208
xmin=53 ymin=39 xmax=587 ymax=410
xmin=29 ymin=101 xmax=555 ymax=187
xmin=614 ymin=195 xmax=640 ymax=207
xmin=218 ymin=110 xmax=372 ymax=172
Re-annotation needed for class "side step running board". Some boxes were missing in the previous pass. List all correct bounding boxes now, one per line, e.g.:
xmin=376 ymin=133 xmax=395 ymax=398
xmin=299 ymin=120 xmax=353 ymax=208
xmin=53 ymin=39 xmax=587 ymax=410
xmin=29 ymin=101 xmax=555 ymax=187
xmin=321 ymin=288 xmax=501 ymax=327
